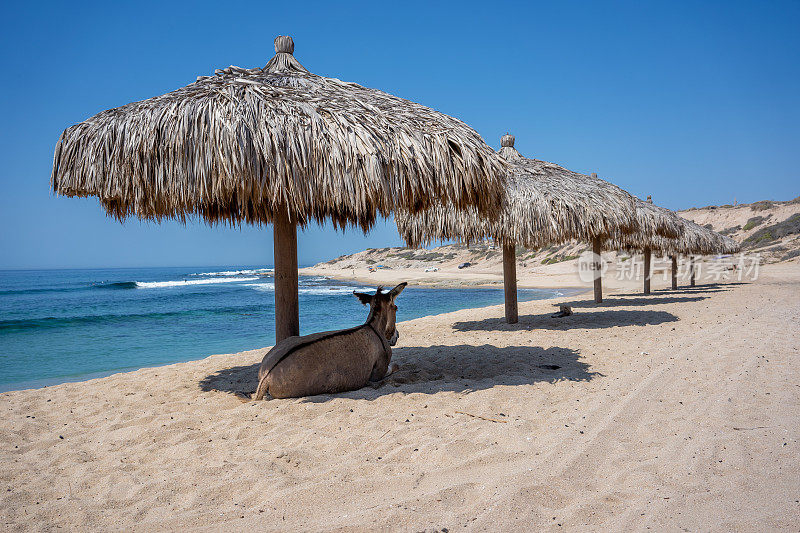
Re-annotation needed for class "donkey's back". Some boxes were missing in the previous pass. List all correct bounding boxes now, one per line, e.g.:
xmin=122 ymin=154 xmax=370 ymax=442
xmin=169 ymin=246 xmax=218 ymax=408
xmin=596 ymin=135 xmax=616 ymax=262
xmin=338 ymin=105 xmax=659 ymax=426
xmin=254 ymin=326 xmax=386 ymax=399
xmin=252 ymin=283 xmax=406 ymax=400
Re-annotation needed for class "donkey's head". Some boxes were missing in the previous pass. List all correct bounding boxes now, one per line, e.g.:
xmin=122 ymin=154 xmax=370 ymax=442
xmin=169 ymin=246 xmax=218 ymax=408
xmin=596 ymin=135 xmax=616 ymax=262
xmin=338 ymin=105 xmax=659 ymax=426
xmin=353 ymin=282 xmax=407 ymax=346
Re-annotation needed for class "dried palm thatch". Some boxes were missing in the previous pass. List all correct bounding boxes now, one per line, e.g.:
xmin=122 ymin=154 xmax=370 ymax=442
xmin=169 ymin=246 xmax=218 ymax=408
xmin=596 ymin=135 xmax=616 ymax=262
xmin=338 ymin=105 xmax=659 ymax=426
xmin=396 ymin=134 xmax=637 ymax=248
xmin=605 ymin=205 xmax=740 ymax=255
xmin=601 ymin=197 xmax=685 ymax=250
xmin=51 ymin=35 xmax=507 ymax=231
xmin=651 ymin=218 xmax=741 ymax=255
xmin=631 ymin=197 xmax=685 ymax=240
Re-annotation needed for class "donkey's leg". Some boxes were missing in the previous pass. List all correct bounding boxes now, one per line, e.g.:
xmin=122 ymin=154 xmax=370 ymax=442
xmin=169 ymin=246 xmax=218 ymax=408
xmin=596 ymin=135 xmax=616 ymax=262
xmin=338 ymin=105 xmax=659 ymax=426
xmin=369 ymin=357 xmax=399 ymax=382
xmin=369 ymin=362 xmax=400 ymax=382
xmin=369 ymin=359 xmax=389 ymax=382
xmin=386 ymin=362 xmax=399 ymax=376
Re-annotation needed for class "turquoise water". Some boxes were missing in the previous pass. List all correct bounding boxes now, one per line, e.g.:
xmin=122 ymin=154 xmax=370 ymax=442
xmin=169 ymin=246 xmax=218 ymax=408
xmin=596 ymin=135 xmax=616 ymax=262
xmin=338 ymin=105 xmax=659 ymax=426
xmin=0 ymin=266 xmax=565 ymax=392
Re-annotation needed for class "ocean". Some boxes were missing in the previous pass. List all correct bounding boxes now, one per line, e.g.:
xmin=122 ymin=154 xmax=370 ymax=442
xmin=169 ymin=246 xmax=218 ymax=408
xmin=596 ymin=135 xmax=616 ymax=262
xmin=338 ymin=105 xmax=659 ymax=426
xmin=0 ymin=266 xmax=566 ymax=392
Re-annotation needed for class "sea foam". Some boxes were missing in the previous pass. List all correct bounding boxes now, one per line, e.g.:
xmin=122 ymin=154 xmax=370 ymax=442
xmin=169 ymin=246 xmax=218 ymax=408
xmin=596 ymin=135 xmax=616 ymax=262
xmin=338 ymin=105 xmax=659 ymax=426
xmin=245 ymin=283 xmax=372 ymax=295
xmin=136 ymin=277 xmax=259 ymax=289
xmin=191 ymin=269 xmax=272 ymax=277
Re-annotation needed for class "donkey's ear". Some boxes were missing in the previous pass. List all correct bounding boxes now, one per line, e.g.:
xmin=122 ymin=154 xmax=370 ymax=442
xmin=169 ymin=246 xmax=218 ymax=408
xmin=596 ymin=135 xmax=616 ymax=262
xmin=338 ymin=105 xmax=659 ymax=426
xmin=389 ymin=282 xmax=407 ymax=299
xmin=353 ymin=291 xmax=373 ymax=306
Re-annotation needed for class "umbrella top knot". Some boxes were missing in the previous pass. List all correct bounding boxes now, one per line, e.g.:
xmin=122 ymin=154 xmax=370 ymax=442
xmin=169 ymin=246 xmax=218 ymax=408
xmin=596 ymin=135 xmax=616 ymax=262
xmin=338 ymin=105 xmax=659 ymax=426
xmin=501 ymin=134 xmax=515 ymax=147
xmin=274 ymin=35 xmax=294 ymax=54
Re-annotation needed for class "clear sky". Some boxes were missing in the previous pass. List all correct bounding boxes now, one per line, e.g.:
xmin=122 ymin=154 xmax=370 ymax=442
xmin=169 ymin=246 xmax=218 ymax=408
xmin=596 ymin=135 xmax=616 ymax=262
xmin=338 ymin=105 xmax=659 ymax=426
xmin=1 ymin=0 xmax=798 ymax=269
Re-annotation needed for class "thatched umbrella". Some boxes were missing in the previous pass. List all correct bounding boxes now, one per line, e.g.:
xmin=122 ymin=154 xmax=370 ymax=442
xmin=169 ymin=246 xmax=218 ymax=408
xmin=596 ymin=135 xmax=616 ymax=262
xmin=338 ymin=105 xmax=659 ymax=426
xmin=51 ymin=35 xmax=508 ymax=341
xmin=603 ymin=196 xmax=685 ymax=294
xmin=396 ymin=133 xmax=638 ymax=321
xmin=648 ymin=217 xmax=740 ymax=288
xmin=604 ymin=197 xmax=739 ymax=290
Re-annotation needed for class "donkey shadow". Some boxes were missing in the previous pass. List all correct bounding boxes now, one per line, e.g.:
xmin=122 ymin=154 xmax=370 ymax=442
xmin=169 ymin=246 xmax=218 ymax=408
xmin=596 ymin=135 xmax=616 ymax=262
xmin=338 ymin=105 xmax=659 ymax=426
xmin=199 ymin=344 xmax=598 ymax=401
xmin=452 ymin=309 xmax=678 ymax=333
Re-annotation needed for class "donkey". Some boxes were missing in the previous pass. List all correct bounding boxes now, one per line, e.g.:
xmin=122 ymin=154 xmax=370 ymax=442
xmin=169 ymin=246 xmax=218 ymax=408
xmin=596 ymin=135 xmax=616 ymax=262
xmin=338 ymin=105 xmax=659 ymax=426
xmin=251 ymin=282 xmax=407 ymax=400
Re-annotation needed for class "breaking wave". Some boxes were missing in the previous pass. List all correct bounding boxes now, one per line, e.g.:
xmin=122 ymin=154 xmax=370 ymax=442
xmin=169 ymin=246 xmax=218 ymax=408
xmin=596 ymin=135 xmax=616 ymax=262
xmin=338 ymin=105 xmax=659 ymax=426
xmin=135 ymin=277 xmax=259 ymax=289
xmin=94 ymin=281 xmax=138 ymax=290
xmin=191 ymin=269 xmax=272 ymax=277
xmin=246 ymin=282 xmax=373 ymax=295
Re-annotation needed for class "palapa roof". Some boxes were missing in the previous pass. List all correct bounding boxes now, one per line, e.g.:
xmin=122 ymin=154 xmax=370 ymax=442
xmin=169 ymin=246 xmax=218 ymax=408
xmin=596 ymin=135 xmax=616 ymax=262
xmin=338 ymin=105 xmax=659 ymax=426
xmin=395 ymin=134 xmax=637 ymax=248
xmin=601 ymin=196 xmax=684 ymax=249
xmin=649 ymin=218 xmax=740 ymax=255
xmin=630 ymin=197 xmax=685 ymax=240
xmin=51 ymin=36 xmax=507 ymax=230
xmin=604 ymin=199 xmax=740 ymax=255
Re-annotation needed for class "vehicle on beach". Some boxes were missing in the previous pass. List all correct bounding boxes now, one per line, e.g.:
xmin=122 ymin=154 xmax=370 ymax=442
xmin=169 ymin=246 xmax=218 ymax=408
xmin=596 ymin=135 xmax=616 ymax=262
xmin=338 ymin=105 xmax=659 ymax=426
xmin=424 ymin=267 xmax=439 ymax=272
xmin=458 ymin=262 xmax=472 ymax=269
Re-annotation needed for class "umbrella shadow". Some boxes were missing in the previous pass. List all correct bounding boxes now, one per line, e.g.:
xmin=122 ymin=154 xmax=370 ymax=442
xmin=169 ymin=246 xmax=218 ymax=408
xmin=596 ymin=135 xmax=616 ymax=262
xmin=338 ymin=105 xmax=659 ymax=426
xmin=452 ymin=309 xmax=678 ymax=332
xmin=562 ymin=295 xmax=708 ymax=307
xmin=659 ymin=287 xmax=729 ymax=293
xmin=679 ymin=281 xmax=747 ymax=289
xmin=199 ymin=344 xmax=598 ymax=401
xmin=639 ymin=282 xmax=744 ymax=296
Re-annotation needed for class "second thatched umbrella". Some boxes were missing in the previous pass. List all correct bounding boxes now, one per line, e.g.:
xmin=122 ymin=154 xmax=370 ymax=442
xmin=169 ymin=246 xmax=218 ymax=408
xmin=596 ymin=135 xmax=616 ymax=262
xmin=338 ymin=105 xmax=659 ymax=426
xmin=396 ymin=134 xmax=638 ymax=322
xmin=51 ymin=35 xmax=508 ymax=341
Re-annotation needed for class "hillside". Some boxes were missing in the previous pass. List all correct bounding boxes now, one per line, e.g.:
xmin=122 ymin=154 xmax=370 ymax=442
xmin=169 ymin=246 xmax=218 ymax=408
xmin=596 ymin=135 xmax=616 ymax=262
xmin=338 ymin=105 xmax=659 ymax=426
xmin=679 ymin=197 xmax=800 ymax=263
xmin=304 ymin=196 xmax=800 ymax=289
xmin=311 ymin=240 xmax=590 ymax=284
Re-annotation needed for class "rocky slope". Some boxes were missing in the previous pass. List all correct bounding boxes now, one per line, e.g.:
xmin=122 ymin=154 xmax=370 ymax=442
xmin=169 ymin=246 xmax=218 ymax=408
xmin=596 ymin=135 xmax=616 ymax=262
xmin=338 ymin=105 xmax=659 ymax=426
xmin=310 ymin=196 xmax=800 ymax=276
xmin=680 ymin=197 xmax=800 ymax=263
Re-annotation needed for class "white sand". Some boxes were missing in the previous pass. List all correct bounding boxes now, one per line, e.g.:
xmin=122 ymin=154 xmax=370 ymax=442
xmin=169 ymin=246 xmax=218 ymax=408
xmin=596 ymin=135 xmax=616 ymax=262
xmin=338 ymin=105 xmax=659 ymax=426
xmin=301 ymin=251 xmax=742 ymax=293
xmin=1 ymin=263 xmax=798 ymax=531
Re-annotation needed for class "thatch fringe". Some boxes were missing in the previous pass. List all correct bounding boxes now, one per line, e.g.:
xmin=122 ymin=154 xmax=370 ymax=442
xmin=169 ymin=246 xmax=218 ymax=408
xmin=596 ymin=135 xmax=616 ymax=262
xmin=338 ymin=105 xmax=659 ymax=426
xmin=396 ymin=135 xmax=638 ymax=248
xmin=652 ymin=218 xmax=741 ymax=255
xmin=606 ymin=211 xmax=740 ymax=255
xmin=600 ymin=197 xmax=685 ymax=250
xmin=51 ymin=36 xmax=507 ymax=231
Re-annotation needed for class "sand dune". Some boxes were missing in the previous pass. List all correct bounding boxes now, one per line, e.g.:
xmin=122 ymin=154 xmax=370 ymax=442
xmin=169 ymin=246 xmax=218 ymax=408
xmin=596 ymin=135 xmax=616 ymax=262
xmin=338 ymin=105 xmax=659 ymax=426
xmin=1 ymin=263 xmax=798 ymax=531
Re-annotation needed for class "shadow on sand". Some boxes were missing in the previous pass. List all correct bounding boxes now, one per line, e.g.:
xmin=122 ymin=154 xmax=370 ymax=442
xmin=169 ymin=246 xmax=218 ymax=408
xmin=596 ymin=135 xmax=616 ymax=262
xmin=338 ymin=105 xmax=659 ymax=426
xmin=562 ymin=280 xmax=748 ymax=307
xmin=664 ymin=282 xmax=747 ymax=291
xmin=452 ymin=308 xmax=678 ymax=333
xmin=658 ymin=287 xmax=729 ymax=294
xmin=199 ymin=344 xmax=599 ymax=400
xmin=562 ymin=295 xmax=708 ymax=308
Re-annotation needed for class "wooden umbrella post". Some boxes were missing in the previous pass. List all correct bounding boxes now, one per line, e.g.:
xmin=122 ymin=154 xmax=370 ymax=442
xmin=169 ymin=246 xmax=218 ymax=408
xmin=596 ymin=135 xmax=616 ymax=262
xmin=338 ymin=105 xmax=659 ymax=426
xmin=592 ymin=237 xmax=603 ymax=303
xmin=273 ymin=207 xmax=300 ymax=342
xmin=671 ymin=255 xmax=678 ymax=290
xmin=690 ymin=256 xmax=696 ymax=287
xmin=643 ymin=247 xmax=652 ymax=294
xmin=502 ymin=243 xmax=519 ymax=324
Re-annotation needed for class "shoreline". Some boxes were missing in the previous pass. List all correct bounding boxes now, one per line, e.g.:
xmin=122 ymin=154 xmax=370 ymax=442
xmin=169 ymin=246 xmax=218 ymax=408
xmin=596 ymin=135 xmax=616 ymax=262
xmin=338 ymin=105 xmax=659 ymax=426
xmin=0 ymin=282 xmax=581 ymax=394
xmin=299 ymin=263 xmax=603 ymax=291
xmin=300 ymin=264 xmax=592 ymax=291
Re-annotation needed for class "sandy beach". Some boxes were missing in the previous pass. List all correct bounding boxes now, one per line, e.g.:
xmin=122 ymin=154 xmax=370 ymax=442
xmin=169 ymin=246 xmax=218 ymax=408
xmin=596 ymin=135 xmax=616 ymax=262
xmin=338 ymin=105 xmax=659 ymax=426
xmin=3 ymin=0 xmax=799 ymax=530
xmin=300 ymin=251 xmax=737 ymax=292
xmin=1 ymin=262 xmax=798 ymax=531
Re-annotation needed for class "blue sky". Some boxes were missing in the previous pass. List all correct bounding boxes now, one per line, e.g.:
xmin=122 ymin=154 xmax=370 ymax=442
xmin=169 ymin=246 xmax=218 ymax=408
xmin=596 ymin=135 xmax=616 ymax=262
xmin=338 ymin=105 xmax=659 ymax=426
xmin=1 ymin=0 xmax=798 ymax=269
